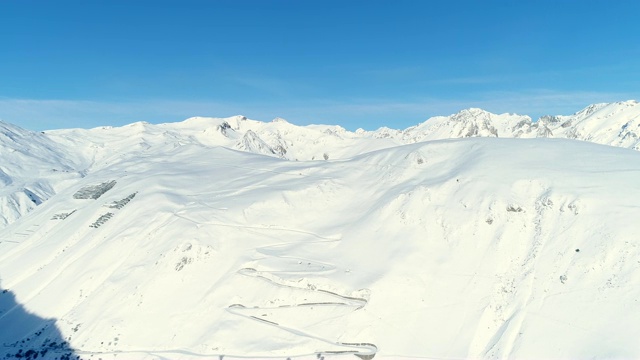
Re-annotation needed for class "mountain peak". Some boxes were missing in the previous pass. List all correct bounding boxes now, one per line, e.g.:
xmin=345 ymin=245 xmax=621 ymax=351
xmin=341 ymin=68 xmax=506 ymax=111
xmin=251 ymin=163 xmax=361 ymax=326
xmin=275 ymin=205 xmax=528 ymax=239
xmin=461 ymin=107 xmax=492 ymax=114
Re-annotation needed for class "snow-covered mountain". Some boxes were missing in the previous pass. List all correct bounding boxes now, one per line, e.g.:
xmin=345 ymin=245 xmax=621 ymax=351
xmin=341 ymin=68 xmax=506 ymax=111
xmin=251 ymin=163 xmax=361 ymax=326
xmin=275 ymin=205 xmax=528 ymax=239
xmin=37 ymin=99 xmax=640 ymax=164
xmin=1 ymin=99 xmax=635 ymax=230
xmin=394 ymin=100 xmax=640 ymax=146
xmin=2 ymin=101 xmax=640 ymax=359
xmin=0 ymin=121 xmax=84 ymax=229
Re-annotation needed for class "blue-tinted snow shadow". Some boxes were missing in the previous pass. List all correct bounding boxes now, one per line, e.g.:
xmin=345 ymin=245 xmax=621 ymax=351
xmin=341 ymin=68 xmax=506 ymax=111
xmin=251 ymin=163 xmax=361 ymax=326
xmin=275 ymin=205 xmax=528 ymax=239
xmin=0 ymin=280 xmax=79 ymax=360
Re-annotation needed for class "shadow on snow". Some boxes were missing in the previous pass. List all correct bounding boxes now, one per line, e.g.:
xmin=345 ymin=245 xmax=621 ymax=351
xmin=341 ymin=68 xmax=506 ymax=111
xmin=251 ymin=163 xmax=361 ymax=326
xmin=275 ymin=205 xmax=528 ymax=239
xmin=0 ymin=280 xmax=79 ymax=360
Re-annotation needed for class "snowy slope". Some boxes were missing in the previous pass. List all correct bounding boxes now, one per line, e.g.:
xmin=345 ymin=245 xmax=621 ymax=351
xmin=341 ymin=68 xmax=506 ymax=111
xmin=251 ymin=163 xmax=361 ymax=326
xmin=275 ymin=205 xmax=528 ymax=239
xmin=0 ymin=121 xmax=84 ymax=229
xmin=2 ymin=101 xmax=640 ymax=358
xmin=2 ymin=100 xmax=640 ymax=230
xmin=2 ymin=136 xmax=640 ymax=359
xmin=542 ymin=100 xmax=640 ymax=148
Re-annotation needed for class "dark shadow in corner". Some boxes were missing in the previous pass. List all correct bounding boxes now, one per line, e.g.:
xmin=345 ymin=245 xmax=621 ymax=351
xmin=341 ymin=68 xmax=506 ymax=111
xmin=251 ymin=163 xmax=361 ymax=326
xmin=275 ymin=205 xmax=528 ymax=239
xmin=0 ymin=280 xmax=79 ymax=360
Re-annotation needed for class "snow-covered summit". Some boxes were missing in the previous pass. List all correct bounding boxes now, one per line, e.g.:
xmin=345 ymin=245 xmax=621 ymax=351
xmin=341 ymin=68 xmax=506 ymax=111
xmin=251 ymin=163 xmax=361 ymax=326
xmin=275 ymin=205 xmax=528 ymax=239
xmin=549 ymin=100 xmax=640 ymax=149
xmin=394 ymin=100 xmax=640 ymax=146
xmin=36 ymin=100 xmax=640 ymax=166
xmin=396 ymin=108 xmax=530 ymax=142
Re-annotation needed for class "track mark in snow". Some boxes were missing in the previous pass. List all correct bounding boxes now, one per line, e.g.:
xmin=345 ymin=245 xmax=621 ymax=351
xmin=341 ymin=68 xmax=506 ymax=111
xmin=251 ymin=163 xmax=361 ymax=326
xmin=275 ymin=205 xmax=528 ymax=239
xmin=227 ymin=300 xmax=377 ymax=359
xmin=223 ymin=227 xmax=376 ymax=359
xmin=237 ymin=267 xmax=368 ymax=308
xmin=174 ymin=212 xmax=342 ymax=242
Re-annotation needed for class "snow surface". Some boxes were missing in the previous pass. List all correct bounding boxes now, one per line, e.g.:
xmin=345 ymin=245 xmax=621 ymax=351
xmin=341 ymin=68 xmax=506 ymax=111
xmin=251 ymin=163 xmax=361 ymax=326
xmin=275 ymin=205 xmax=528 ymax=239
xmin=3 ymin=100 xmax=640 ymax=231
xmin=2 ymin=102 xmax=640 ymax=359
xmin=0 ymin=121 xmax=84 ymax=230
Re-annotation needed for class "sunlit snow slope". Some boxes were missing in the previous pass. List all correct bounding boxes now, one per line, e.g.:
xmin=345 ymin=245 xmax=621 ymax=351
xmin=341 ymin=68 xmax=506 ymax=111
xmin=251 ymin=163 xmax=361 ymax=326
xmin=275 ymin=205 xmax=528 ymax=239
xmin=0 ymin=121 xmax=84 ymax=229
xmin=2 ymin=100 xmax=640 ymax=230
xmin=2 ymin=135 xmax=640 ymax=359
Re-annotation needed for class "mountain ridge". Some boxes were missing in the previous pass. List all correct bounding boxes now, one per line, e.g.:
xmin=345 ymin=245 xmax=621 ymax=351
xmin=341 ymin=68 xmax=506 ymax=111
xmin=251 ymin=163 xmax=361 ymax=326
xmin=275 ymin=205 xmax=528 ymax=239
xmin=1 ymin=100 xmax=640 ymax=229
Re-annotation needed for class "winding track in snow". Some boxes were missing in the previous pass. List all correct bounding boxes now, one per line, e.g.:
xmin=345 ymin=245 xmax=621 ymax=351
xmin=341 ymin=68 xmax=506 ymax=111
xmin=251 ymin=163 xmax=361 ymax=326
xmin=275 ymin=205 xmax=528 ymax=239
xmin=230 ymin=234 xmax=377 ymax=359
xmin=226 ymin=301 xmax=377 ymax=360
xmin=173 ymin=212 xmax=378 ymax=359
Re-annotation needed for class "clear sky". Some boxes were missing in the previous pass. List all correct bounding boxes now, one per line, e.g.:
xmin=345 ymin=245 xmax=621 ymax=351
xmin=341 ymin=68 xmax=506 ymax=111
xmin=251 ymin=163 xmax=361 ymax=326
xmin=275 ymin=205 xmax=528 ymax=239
xmin=1 ymin=0 xmax=639 ymax=131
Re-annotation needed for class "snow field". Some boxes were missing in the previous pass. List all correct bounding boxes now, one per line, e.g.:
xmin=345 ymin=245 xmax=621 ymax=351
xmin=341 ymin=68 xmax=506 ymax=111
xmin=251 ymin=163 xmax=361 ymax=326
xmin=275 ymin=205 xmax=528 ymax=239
xmin=1 ymin=136 xmax=640 ymax=358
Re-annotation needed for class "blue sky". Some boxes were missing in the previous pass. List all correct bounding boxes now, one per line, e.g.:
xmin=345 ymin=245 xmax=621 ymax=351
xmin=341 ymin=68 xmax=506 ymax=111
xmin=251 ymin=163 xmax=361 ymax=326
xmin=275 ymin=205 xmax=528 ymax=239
xmin=1 ymin=0 xmax=639 ymax=131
